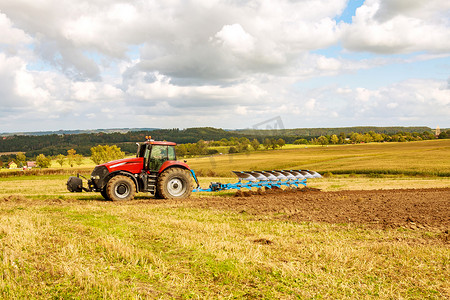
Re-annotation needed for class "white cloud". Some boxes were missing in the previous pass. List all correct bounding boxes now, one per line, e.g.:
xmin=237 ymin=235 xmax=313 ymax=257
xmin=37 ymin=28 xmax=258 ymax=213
xmin=316 ymin=56 xmax=342 ymax=71
xmin=0 ymin=12 xmax=31 ymax=45
xmin=71 ymin=81 xmax=123 ymax=102
xmin=342 ymin=0 xmax=450 ymax=53
xmin=126 ymin=70 xmax=267 ymax=108
xmin=336 ymin=79 xmax=450 ymax=122
xmin=387 ymin=102 xmax=398 ymax=109
xmin=214 ymin=24 xmax=255 ymax=54
xmin=0 ymin=0 xmax=449 ymax=131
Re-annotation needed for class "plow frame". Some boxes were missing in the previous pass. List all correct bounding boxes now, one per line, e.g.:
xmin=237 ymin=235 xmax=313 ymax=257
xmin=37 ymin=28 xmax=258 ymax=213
xmin=191 ymin=169 xmax=316 ymax=193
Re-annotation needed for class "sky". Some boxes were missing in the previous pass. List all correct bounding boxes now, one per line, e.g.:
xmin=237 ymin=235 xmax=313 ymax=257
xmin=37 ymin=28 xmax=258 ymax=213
xmin=0 ymin=0 xmax=449 ymax=133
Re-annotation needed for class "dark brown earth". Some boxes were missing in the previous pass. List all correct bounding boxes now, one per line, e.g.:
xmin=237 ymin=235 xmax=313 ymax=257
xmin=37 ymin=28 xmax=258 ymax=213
xmin=182 ymin=188 xmax=450 ymax=232
xmin=2 ymin=188 xmax=449 ymax=233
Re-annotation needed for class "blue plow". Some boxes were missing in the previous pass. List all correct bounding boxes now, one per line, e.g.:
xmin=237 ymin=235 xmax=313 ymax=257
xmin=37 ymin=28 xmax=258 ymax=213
xmin=190 ymin=170 xmax=321 ymax=192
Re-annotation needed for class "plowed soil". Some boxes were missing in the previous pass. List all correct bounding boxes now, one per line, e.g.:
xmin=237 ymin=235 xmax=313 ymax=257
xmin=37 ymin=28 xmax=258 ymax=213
xmin=3 ymin=188 xmax=448 ymax=233
xmin=183 ymin=188 xmax=450 ymax=232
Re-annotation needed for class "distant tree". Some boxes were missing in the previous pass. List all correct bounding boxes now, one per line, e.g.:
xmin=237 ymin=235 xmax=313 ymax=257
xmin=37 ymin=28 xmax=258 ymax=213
xmin=263 ymin=138 xmax=271 ymax=150
xmin=207 ymin=149 xmax=219 ymax=155
xmin=421 ymin=131 xmax=435 ymax=140
xmin=91 ymin=145 xmax=125 ymax=164
xmin=363 ymin=133 xmax=373 ymax=143
xmin=67 ymin=149 xmax=77 ymax=167
xmin=438 ymin=131 xmax=449 ymax=139
xmin=220 ymin=138 xmax=229 ymax=146
xmin=190 ymin=140 xmax=207 ymax=155
xmin=238 ymin=137 xmax=250 ymax=146
xmin=36 ymin=154 xmax=51 ymax=168
xmin=349 ymin=132 xmax=363 ymax=143
xmin=317 ymin=136 xmax=329 ymax=146
xmin=250 ymin=139 xmax=260 ymax=151
xmin=237 ymin=143 xmax=249 ymax=152
xmin=75 ymin=154 xmax=84 ymax=166
xmin=229 ymin=137 xmax=239 ymax=146
xmin=228 ymin=146 xmax=238 ymax=154
xmin=16 ymin=152 xmax=26 ymax=167
xmin=293 ymin=139 xmax=308 ymax=145
xmin=330 ymin=134 xmax=339 ymax=144
xmin=175 ymin=144 xmax=187 ymax=157
xmin=269 ymin=138 xmax=277 ymax=150
xmin=277 ymin=138 xmax=286 ymax=149
xmin=370 ymin=132 xmax=384 ymax=142
xmin=338 ymin=132 xmax=346 ymax=144
xmin=56 ymin=154 xmax=65 ymax=167
xmin=394 ymin=134 xmax=407 ymax=142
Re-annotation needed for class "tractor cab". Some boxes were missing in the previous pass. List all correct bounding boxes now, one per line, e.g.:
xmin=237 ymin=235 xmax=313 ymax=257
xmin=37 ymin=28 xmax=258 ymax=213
xmin=136 ymin=137 xmax=177 ymax=171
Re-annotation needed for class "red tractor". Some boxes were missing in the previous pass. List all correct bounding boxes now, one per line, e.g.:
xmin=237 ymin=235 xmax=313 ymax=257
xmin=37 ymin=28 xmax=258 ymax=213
xmin=66 ymin=137 xmax=199 ymax=200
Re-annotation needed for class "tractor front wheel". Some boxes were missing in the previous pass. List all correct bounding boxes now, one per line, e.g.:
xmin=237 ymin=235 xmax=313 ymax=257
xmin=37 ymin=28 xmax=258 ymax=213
xmin=157 ymin=168 xmax=192 ymax=199
xmin=106 ymin=175 xmax=136 ymax=201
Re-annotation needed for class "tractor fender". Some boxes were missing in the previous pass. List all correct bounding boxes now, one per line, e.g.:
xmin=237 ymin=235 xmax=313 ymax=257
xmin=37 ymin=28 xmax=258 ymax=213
xmin=104 ymin=171 xmax=140 ymax=192
xmin=158 ymin=161 xmax=190 ymax=174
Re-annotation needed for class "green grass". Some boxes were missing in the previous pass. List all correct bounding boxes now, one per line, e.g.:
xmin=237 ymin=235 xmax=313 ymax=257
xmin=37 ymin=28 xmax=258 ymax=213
xmin=1 ymin=199 xmax=448 ymax=299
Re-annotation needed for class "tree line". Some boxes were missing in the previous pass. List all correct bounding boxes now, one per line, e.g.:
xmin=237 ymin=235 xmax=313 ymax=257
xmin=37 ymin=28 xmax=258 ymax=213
xmin=0 ymin=145 xmax=125 ymax=169
xmin=175 ymin=137 xmax=287 ymax=157
xmin=1 ymin=126 xmax=442 ymax=156
xmin=304 ymin=130 xmax=441 ymax=146
xmin=1 ymin=127 xmax=448 ymax=166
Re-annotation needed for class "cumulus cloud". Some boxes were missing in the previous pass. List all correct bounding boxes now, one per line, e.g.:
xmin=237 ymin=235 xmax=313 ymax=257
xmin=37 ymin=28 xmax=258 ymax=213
xmin=342 ymin=0 xmax=450 ymax=53
xmin=0 ymin=12 xmax=31 ymax=46
xmin=214 ymin=24 xmax=255 ymax=54
xmin=334 ymin=79 xmax=450 ymax=123
xmin=0 ymin=54 xmax=28 ymax=108
xmin=0 ymin=0 xmax=449 ymax=131
xmin=125 ymin=70 xmax=267 ymax=109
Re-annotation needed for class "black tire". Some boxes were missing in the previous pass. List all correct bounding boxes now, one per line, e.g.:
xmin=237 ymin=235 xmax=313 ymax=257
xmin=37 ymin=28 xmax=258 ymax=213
xmin=100 ymin=188 xmax=110 ymax=200
xmin=154 ymin=189 xmax=162 ymax=199
xmin=156 ymin=168 xmax=192 ymax=199
xmin=106 ymin=175 xmax=136 ymax=201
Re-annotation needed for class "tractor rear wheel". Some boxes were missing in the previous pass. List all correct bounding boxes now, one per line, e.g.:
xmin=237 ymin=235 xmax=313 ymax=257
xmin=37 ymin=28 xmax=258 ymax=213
xmin=106 ymin=175 xmax=136 ymax=201
xmin=157 ymin=168 xmax=192 ymax=199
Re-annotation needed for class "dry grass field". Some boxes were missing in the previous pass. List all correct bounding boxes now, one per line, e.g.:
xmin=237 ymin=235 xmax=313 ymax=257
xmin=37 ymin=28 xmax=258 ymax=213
xmin=1 ymin=139 xmax=449 ymax=298
xmin=188 ymin=139 xmax=450 ymax=177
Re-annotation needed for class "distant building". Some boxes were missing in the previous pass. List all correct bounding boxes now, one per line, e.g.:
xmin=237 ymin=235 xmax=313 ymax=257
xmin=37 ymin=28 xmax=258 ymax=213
xmin=26 ymin=161 xmax=37 ymax=169
xmin=8 ymin=161 xmax=18 ymax=169
xmin=435 ymin=125 xmax=441 ymax=138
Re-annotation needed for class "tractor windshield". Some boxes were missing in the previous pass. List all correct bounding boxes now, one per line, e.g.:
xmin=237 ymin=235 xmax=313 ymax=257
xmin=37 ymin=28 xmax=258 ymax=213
xmin=148 ymin=145 xmax=176 ymax=170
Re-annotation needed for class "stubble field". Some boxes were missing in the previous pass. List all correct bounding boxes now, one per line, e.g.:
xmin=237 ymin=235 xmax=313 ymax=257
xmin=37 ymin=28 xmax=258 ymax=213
xmin=1 ymin=140 xmax=449 ymax=298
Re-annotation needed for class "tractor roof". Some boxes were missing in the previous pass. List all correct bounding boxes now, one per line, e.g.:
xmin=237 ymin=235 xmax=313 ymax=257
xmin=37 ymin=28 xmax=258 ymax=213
xmin=144 ymin=136 xmax=176 ymax=146
xmin=145 ymin=140 xmax=177 ymax=146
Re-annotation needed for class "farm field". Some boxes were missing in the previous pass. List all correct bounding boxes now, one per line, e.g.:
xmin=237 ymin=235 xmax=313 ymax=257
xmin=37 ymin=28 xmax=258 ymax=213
xmin=0 ymin=140 xmax=449 ymax=298
xmin=188 ymin=139 xmax=450 ymax=177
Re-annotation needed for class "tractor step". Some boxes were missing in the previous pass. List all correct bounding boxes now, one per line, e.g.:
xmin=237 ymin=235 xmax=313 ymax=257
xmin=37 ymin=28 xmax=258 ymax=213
xmin=139 ymin=171 xmax=158 ymax=195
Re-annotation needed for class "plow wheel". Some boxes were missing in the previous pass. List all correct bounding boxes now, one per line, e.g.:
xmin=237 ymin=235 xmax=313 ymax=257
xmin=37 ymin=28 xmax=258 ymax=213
xmin=157 ymin=168 xmax=192 ymax=199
